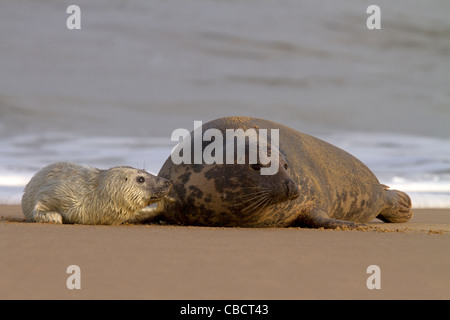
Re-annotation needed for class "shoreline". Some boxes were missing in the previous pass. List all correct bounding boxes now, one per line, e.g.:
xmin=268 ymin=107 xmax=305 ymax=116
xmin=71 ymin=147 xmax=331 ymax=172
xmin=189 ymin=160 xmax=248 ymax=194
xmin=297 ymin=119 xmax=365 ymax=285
xmin=1 ymin=205 xmax=449 ymax=299
xmin=2 ymin=205 xmax=449 ymax=234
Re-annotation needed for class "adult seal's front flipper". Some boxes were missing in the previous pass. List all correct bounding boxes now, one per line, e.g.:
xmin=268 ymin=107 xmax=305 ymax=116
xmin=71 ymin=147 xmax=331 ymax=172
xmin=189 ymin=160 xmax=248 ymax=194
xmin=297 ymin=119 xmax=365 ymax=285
xmin=297 ymin=209 xmax=365 ymax=229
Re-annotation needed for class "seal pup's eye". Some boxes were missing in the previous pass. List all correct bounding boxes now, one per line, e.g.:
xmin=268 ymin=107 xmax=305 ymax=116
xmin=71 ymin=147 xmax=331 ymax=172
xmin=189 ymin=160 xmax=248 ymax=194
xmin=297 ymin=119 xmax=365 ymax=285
xmin=251 ymin=164 xmax=261 ymax=171
xmin=284 ymin=163 xmax=288 ymax=170
xmin=136 ymin=176 xmax=145 ymax=183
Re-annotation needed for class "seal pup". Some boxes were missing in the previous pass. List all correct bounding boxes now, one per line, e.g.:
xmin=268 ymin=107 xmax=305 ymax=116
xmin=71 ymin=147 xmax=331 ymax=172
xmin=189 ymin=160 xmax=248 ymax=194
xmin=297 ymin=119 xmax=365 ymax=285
xmin=155 ymin=117 xmax=412 ymax=228
xmin=22 ymin=162 xmax=172 ymax=225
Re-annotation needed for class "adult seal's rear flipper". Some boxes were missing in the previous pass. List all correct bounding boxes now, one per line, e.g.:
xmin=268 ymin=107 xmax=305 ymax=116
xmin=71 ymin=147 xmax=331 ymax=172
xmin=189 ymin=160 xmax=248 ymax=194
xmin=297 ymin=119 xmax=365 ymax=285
xmin=376 ymin=189 xmax=413 ymax=223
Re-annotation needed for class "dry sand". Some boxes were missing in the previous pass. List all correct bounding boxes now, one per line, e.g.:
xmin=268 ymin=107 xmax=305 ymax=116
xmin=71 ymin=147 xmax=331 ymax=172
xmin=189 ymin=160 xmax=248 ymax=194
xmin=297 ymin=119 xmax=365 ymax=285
xmin=1 ymin=205 xmax=449 ymax=300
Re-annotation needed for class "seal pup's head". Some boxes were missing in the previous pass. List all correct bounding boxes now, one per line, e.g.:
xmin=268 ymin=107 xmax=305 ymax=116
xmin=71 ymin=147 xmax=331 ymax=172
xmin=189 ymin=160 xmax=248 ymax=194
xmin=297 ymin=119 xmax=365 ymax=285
xmin=99 ymin=166 xmax=173 ymax=213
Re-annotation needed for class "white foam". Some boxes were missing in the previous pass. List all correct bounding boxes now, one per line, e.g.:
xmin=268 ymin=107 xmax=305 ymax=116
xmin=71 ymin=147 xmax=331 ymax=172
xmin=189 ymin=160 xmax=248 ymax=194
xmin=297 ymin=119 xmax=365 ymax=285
xmin=387 ymin=178 xmax=450 ymax=193
xmin=0 ymin=186 xmax=24 ymax=205
xmin=323 ymin=132 xmax=450 ymax=208
xmin=0 ymin=174 xmax=31 ymax=187
xmin=383 ymin=178 xmax=450 ymax=208
xmin=407 ymin=192 xmax=450 ymax=209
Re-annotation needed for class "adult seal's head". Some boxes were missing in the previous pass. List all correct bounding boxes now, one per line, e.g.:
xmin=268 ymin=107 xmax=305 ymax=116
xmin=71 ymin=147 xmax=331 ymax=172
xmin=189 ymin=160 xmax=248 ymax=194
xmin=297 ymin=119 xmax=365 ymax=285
xmin=156 ymin=117 xmax=412 ymax=229
xmin=158 ymin=118 xmax=300 ymax=227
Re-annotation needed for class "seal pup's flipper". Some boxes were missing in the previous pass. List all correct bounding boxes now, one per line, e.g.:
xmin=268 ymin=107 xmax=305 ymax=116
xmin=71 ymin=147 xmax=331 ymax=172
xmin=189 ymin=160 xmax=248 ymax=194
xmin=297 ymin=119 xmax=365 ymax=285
xmin=127 ymin=195 xmax=176 ymax=224
xmin=297 ymin=208 xmax=364 ymax=229
xmin=31 ymin=202 xmax=63 ymax=224
xmin=127 ymin=203 xmax=161 ymax=223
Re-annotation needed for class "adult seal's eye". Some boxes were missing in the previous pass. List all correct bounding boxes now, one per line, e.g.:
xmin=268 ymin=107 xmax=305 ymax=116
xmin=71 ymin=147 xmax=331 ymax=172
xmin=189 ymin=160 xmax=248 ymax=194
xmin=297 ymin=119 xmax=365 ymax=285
xmin=136 ymin=176 xmax=145 ymax=183
xmin=251 ymin=164 xmax=261 ymax=171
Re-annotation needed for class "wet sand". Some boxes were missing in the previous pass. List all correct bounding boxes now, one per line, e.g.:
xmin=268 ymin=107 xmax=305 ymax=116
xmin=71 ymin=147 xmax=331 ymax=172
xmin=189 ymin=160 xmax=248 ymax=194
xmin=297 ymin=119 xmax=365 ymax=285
xmin=1 ymin=205 xmax=449 ymax=299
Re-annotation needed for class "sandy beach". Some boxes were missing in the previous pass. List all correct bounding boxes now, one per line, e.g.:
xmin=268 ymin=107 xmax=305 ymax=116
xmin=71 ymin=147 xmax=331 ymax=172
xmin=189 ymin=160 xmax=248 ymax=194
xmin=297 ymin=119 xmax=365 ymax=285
xmin=1 ymin=205 xmax=448 ymax=300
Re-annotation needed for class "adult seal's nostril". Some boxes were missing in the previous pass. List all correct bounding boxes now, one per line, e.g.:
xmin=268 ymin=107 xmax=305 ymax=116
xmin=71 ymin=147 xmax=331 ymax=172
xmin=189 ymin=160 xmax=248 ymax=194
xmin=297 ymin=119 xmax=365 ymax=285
xmin=162 ymin=181 xmax=173 ymax=195
xmin=285 ymin=179 xmax=300 ymax=199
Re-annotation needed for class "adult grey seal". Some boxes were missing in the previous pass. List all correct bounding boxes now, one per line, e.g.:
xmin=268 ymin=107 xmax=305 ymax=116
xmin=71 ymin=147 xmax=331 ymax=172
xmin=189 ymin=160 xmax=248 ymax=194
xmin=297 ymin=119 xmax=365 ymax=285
xmin=156 ymin=117 xmax=412 ymax=229
xmin=22 ymin=162 xmax=172 ymax=225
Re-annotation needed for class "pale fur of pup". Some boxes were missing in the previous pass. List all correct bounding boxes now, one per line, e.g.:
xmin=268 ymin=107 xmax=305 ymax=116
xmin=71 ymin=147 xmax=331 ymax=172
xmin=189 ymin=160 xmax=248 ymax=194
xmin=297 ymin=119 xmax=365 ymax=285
xmin=22 ymin=162 xmax=171 ymax=225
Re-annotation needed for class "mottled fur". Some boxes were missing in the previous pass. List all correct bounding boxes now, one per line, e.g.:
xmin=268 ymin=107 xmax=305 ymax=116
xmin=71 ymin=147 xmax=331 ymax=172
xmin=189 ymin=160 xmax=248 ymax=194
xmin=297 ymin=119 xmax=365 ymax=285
xmin=22 ymin=162 xmax=171 ymax=225
xmin=156 ymin=117 xmax=412 ymax=229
